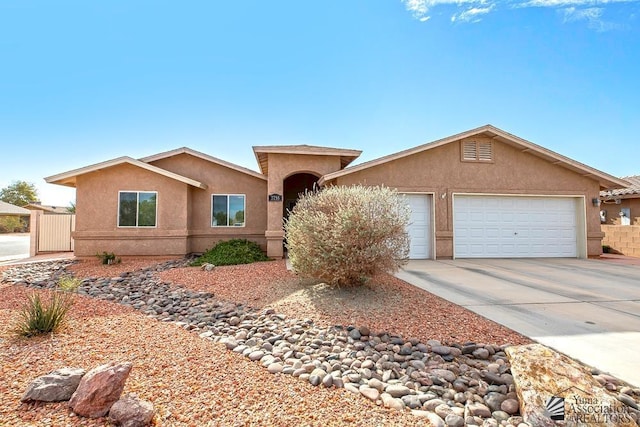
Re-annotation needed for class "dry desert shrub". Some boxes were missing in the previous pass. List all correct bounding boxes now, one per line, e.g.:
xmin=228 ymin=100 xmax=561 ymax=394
xmin=285 ymin=185 xmax=410 ymax=287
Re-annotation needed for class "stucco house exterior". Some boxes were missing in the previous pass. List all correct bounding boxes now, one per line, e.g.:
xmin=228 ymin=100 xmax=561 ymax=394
xmin=599 ymin=175 xmax=640 ymax=257
xmin=599 ymin=175 xmax=640 ymax=226
xmin=45 ymin=125 xmax=628 ymax=259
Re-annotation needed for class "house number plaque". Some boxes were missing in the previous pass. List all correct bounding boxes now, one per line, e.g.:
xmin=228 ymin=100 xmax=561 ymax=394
xmin=268 ymin=194 xmax=283 ymax=202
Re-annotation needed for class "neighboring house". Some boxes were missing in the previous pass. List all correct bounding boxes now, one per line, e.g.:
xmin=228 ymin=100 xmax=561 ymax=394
xmin=0 ymin=200 xmax=31 ymax=232
xmin=45 ymin=125 xmax=628 ymax=259
xmin=24 ymin=202 xmax=73 ymax=214
xmin=599 ymin=175 xmax=640 ymax=257
xmin=599 ymin=175 xmax=640 ymax=225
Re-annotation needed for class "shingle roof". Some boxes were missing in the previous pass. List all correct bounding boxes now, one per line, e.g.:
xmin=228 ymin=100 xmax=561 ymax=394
xmin=600 ymin=175 xmax=640 ymax=198
xmin=0 ymin=200 xmax=31 ymax=215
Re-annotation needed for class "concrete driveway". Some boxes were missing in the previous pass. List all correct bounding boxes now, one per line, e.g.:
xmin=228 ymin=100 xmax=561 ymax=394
xmin=0 ymin=233 xmax=30 ymax=263
xmin=396 ymin=258 xmax=640 ymax=387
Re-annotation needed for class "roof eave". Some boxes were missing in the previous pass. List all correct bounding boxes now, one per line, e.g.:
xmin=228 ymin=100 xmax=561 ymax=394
xmin=142 ymin=147 xmax=267 ymax=181
xmin=45 ymin=157 xmax=208 ymax=190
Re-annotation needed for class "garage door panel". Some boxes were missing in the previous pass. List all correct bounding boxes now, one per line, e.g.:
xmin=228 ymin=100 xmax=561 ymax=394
xmin=405 ymin=194 xmax=432 ymax=259
xmin=454 ymin=195 xmax=578 ymax=258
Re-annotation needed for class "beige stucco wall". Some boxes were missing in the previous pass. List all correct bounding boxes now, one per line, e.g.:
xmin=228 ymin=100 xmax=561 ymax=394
xmin=148 ymin=153 xmax=268 ymax=253
xmin=73 ymin=156 xmax=269 ymax=256
xmin=600 ymin=198 xmax=640 ymax=225
xmin=73 ymin=163 xmax=190 ymax=256
xmin=332 ymin=136 xmax=603 ymax=258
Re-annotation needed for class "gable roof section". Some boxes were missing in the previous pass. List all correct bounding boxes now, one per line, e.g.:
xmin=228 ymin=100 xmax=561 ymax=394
xmin=252 ymin=144 xmax=362 ymax=175
xmin=140 ymin=147 xmax=267 ymax=181
xmin=0 ymin=200 xmax=30 ymax=216
xmin=600 ymin=175 xmax=640 ymax=199
xmin=45 ymin=156 xmax=207 ymax=189
xmin=319 ymin=125 xmax=629 ymax=190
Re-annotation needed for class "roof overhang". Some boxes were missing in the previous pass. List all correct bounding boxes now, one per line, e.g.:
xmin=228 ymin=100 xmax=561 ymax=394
xmin=45 ymin=156 xmax=208 ymax=189
xmin=319 ymin=125 xmax=629 ymax=190
xmin=600 ymin=175 xmax=640 ymax=199
xmin=252 ymin=145 xmax=362 ymax=176
xmin=0 ymin=201 xmax=31 ymax=215
xmin=141 ymin=147 xmax=266 ymax=181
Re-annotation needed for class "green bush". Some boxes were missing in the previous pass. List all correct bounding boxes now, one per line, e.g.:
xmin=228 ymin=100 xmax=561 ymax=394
xmin=191 ymin=239 xmax=270 ymax=266
xmin=14 ymin=292 xmax=75 ymax=337
xmin=96 ymin=251 xmax=121 ymax=265
xmin=285 ymin=185 xmax=410 ymax=287
xmin=58 ymin=276 xmax=82 ymax=292
xmin=0 ymin=216 xmax=22 ymax=233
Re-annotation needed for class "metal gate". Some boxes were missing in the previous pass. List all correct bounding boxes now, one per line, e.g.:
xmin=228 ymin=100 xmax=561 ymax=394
xmin=38 ymin=214 xmax=75 ymax=252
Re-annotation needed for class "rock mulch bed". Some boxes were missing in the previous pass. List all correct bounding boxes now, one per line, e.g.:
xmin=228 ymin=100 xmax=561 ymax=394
xmin=3 ymin=259 xmax=640 ymax=426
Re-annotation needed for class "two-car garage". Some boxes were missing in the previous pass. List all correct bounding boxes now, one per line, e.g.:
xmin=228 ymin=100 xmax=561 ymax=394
xmin=405 ymin=194 xmax=584 ymax=260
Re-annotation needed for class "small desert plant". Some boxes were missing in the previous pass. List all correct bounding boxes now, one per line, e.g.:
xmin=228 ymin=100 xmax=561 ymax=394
xmin=190 ymin=239 xmax=270 ymax=266
xmin=96 ymin=251 xmax=121 ymax=265
xmin=285 ymin=185 xmax=410 ymax=287
xmin=58 ymin=276 xmax=82 ymax=292
xmin=14 ymin=291 xmax=75 ymax=337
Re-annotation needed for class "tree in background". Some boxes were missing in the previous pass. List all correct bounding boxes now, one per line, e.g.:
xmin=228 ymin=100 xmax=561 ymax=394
xmin=285 ymin=185 xmax=410 ymax=287
xmin=0 ymin=180 xmax=39 ymax=206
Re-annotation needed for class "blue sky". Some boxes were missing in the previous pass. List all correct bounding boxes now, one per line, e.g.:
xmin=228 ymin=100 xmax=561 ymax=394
xmin=1 ymin=0 xmax=638 ymax=206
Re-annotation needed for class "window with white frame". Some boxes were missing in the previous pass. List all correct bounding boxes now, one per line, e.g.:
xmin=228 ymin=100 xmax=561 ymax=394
xmin=118 ymin=191 xmax=157 ymax=227
xmin=212 ymin=194 xmax=245 ymax=227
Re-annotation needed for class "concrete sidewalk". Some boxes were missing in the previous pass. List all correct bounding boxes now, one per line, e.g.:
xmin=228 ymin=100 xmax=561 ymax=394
xmin=0 ymin=252 xmax=74 ymax=266
xmin=396 ymin=258 xmax=640 ymax=387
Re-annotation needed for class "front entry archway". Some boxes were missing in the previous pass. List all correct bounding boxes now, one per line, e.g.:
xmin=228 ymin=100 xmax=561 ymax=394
xmin=282 ymin=172 xmax=319 ymax=221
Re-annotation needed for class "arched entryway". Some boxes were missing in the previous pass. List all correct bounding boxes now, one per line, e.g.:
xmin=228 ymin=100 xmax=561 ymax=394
xmin=282 ymin=172 xmax=319 ymax=221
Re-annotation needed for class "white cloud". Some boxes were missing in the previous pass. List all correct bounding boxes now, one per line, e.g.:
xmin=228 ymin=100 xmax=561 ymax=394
xmin=521 ymin=0 xmax=634 ymax=7
xmin=562 ymin=6 xmax=603 ymax=21
xmin=400 ymin=0 xmax=638 ymax=29
xmin=452 ymin=5 xmax=496 ymax=22
xmin=401 ymin=0 xmax=487 ymax=21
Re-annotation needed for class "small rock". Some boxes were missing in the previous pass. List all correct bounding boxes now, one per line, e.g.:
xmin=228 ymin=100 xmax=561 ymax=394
xmin=618 ymin=393 xmax=639 ymax=410
xmin=108 ymin=394 xmax=155 ymax=427
xmin=445 ymin=413 xmax=465 ymax=427
xmin=348 ymin=328 xmax=361 ymax=340
xmin=69 ymin=362 xmax=132 ymax=418
xmin=467 ymin=402 xmax=492 ymax=418
xmin=501 ymin=398 xmax=520 ymax=415
xmin=200 ymin=263 xmax=215 ymax=271
xmin=385 ymin=384 xmax=411 ymax=398
xmin=267 ymin=363 xmax=283 ymax=374
xmin=473 ymin=348 xmax=490 ymax=360
xmin=359 ymin=385 xmax=379 ymax=401
xmin=248 ymin=350 xmax=264 ymax=361
xmin=22 ymin=367 xmax=86 ymax=402
xmin=380 ymin=393 xmax=405 ymax=411
xmin=322 ymin=374 xmax=333 ymax=388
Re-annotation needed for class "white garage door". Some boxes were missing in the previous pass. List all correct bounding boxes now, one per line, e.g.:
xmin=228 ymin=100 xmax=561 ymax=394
xmin=454 ymin=195 xmax=578 ymax=258
xmin=405 ymin=194 xmax=432 ymax=259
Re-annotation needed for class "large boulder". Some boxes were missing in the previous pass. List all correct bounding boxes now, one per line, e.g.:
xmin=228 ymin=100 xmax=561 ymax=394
xmin=506 ymin=344 xmax=636 ymax=426
xmin=69 ymin=362 xmax=133 ymax=418
xmin=109 ymin=394 xmax=155 ymax=427
xmin=21 ymin=367 xmax=86 ymax=402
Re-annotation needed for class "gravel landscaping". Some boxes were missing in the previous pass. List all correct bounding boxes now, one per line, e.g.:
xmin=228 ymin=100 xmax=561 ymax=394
xmin=0 ymin=257 xmax=553 ymax=426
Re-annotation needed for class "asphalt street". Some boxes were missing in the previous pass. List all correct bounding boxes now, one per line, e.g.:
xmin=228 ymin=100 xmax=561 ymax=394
xmin=0 ymin=233 xmax=30 ymax=262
